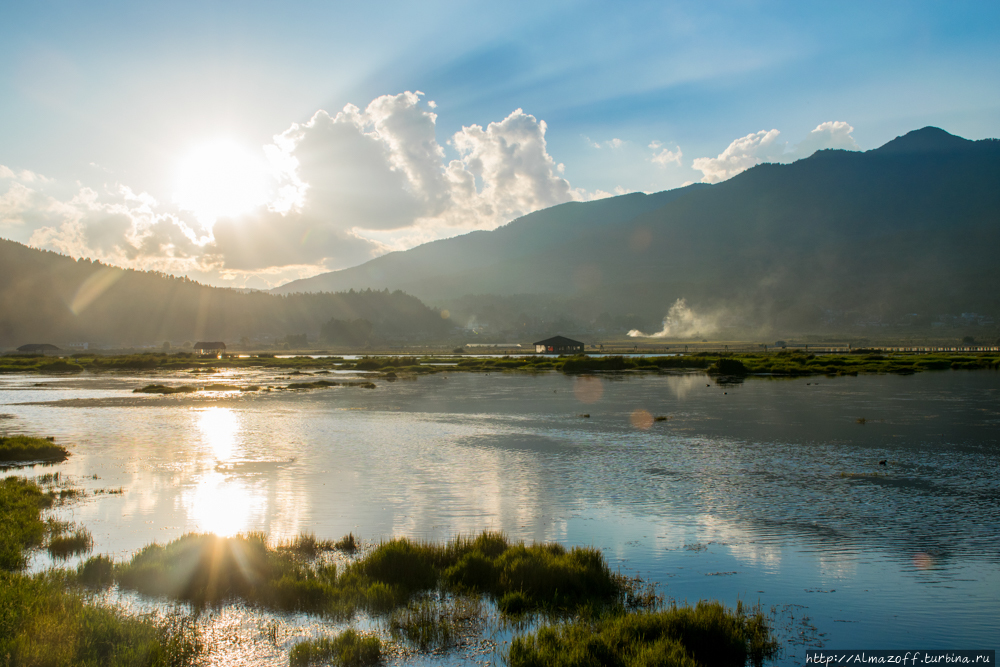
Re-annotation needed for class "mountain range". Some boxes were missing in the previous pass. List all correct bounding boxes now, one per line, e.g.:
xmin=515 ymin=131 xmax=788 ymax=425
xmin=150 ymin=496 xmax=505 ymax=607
xmin=274 ymin=127 xmax=1000 ymax=336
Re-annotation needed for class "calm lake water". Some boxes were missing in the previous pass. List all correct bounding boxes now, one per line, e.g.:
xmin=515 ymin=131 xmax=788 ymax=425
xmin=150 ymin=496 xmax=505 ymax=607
xmin=2 ymin=368 xmax=998 ymax=664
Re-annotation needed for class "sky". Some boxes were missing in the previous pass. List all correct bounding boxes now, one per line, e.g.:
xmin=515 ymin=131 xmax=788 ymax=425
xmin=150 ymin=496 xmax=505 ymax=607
xmin=1 ymin=0 xmax=998 ymax=289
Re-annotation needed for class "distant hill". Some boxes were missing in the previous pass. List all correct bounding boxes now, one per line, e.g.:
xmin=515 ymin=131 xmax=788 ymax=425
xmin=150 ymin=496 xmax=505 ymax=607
xmin=273 ymin=127 xmax=1000 ymax=335
xmin=0 ymin=240 xmax=449 ymax=348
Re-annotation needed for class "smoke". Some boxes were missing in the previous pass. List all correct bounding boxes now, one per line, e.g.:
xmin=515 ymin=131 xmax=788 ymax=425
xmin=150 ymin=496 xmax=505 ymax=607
xmin=628 ymin=298 xmax=719 ymax=338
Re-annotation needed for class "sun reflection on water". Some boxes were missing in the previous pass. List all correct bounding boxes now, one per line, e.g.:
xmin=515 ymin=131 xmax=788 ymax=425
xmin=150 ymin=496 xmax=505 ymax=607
xmin=185 ymin=407 xmax=264 ymax=536
xmin=196 ymin=407 xmax=239 ymax=461
xmin=183 ymin=471 xmax=265 ymax=537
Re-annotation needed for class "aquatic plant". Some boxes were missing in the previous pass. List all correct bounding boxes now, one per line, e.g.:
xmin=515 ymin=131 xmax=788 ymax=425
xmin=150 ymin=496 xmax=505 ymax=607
xmin=0 ymin=477 xmax=54 ymax=570
xmin=0 ymin=572 xmax=203 ymax=666
xmin=0 ymin=478 xmax=203 ymax=665
xmin=78 ymin=554 xmax=115 ymax=586
xmin=281 ymin=532 xmax=337 ymax=557
xmin=335 ymin=532 xmax=359 ymax=553
xmin=47 ymin=527 xmax=94 ymax=559
xmin=508 ymin=600 xmax=779 ymax=667
xmin=289 ymin=629 xmax=381 ymax=667
xmin=0 ymin=435 xmax=69 ymax=463
xmin=114 ymin=529 xmax=636 ymax=618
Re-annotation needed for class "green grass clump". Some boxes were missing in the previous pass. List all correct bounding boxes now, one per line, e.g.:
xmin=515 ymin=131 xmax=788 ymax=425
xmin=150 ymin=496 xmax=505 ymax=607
xmin=289 ymin=629 xmax=381 ymax=667
xmin=113 ymin=529 xmax=631 ymax=618
xmin=115 ymin=532 xmax=336 ymax=610
xmin=0 ymin=571 xmax=203 ymax=667
xmin=0 ymin=477 xmax=54 ymax=570
xmin=389 ymin=597 xmax=454 ymax=650
xmin=281 ymin=532 xmax=336 ymax=557
xmin=0 ymin=435 xmax=70 ymax=463
xmin=47 ymin=527 xmax=94 ymax=559
xmin=508 ymin=600 xmax=779 ymax=667
xmin=78 ymin=555 xmax=115 ymax=587
xmin=336 ymin=532 xmax=359 ymax=553
xmin=132 ymin=384 xmax=197 ymax=394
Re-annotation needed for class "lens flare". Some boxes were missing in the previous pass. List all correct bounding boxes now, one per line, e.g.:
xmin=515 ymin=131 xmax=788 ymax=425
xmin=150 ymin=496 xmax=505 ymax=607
xmin=630 ymin=409 xmax=654 ymax=430
xmin=573 ymin=376 xmax=604 ymax=404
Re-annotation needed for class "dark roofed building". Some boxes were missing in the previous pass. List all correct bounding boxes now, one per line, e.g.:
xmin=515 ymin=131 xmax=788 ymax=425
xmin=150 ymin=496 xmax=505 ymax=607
xmin=194 ymin=341 xmax=226 ymax=355
xmin=534 ymin=335 xmax=584 ymax=354
xmin=16 ymin=343 xmax=61 ymax=353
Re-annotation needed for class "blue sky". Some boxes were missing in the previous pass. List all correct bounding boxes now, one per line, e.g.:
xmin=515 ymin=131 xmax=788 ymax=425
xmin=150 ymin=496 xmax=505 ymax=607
xmin=1 ymin=0 xmax=998 ymax=287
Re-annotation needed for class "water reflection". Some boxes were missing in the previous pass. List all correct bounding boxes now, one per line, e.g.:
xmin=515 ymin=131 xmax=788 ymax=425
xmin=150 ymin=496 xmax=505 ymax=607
xmin=182 ymin=471 xmax=264 ymax=537
xmin=196 ymin=407 xmax=239 ymax=461
xmin=186 ymin=407 xmax=262 ymax=536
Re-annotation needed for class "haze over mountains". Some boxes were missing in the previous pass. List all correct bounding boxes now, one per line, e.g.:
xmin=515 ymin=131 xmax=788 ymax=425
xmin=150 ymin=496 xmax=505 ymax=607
xmin=0 ymin=241 xmax=448 ymax=348
xmin=275 ymin=127 xmax=1000 ymax=337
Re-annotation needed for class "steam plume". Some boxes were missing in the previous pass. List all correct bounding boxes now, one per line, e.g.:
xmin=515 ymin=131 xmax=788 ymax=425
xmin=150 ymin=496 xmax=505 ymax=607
xmin=628 ymin=298 xmax=718 ymax=338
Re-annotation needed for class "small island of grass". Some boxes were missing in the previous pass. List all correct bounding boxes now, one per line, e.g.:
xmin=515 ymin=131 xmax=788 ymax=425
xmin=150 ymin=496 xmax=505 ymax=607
xmin=0 ymin=435 xmax=69 ymax=464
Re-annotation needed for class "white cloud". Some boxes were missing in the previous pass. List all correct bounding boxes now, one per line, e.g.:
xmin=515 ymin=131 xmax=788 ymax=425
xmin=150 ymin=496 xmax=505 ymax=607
xmin=447 ymin=108 xmax=585 ymax=229
xmin=5 ymin=93 xmax=596 ymax=287
xmin=651 ymin=144 xmax=683 ymax=167
xmin=791 ymin=121 xmax=860 ymax=158
xmin=692 ymin=122 xmax=858 ymax=183
xmin=692 ymin=129 xmax=782 ymax=183
xmin=587 ymin=137 xmax=626 ymax=150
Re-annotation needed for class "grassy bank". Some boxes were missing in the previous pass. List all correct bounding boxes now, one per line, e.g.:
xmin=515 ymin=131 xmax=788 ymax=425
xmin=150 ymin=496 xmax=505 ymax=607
xmin=0 ymin=435 xmax=69 ymax=464
xmin=0 ymin=476 xmax=204 ymax=666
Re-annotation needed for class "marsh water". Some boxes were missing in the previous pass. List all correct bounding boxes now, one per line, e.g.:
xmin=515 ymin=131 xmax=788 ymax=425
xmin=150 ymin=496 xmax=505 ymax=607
xmin=2 ymin=367 xmax=999 ymax=664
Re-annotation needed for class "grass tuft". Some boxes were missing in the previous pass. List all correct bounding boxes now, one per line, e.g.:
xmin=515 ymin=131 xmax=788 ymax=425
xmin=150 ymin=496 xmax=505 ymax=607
xmin=289 ymin=629 xmax=381 ymax=667
xmin=0 ymin=435 xmax=69 ymax=463
xmin=508 ymin=600 xmax=779 ymax=667
xmin=281 ymin=532 xmax=336 ymax=557
xmin=47 ymin=527 xmax=94 ymax=559
xmin=78 ymin=555 xmax=115 ymax=586
xmin=336 ymin=532 xmax=359 ymax=553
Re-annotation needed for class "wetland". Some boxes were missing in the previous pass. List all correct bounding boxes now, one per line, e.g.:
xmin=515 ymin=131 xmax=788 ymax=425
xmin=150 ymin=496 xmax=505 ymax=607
xmin=1 ymin=357 xmax=998 ymax=665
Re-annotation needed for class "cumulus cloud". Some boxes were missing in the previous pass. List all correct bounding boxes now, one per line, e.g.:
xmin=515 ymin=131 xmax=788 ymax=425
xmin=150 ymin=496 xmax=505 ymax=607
xmin=692 ymin=122 xmax=858 ymax=183
xmin=692 ymin=129 xmax=783 ymax=183
xmin=5 ymin=92 xmax=594 ymax=287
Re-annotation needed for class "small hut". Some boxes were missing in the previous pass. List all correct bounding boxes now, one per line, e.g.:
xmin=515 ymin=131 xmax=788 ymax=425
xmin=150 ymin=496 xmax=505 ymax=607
xmin=534 ymin=336 xmax=585 ymax=354
xmin=194 ymin=341 xmax=226 ymax=355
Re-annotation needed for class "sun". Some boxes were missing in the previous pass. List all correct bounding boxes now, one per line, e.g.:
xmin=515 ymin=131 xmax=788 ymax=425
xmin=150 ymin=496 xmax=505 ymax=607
xmin=174 ymin=138 xmax=271 ymax=224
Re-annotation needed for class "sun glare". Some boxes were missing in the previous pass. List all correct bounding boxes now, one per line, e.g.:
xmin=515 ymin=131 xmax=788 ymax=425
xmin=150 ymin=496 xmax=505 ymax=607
xmin=174 ymin=138 xmax=271 ymax=224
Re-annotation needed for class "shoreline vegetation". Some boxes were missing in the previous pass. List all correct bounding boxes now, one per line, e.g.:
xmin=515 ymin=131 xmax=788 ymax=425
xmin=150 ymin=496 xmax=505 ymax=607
xmin=1 ymin=472 xmax=781 ymax=666
xmin=1 ymin=349 xmax=998 ymax=381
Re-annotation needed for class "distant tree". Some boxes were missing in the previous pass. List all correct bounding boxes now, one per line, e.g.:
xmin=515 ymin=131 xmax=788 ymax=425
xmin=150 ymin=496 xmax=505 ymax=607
xmin=162 ymin=341 xmax=170 ymax=351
